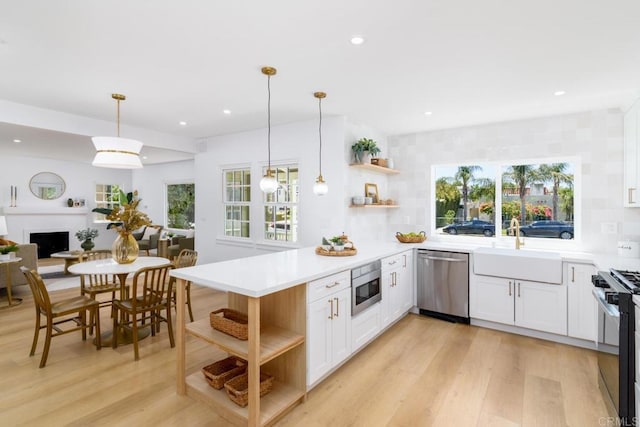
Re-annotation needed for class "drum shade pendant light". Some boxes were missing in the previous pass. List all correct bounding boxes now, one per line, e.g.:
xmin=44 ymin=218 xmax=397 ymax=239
xmin=313 ymin=91 xmax=328 ymax=196
xmin=92 ymin=94 xmax=143 ymax=169
xmin=259 ymin=67 xmax=279 ymax=194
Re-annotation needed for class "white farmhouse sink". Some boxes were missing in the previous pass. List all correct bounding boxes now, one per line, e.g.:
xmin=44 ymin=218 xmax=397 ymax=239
xmin=473 ymin=247 xmax=562 ymax=284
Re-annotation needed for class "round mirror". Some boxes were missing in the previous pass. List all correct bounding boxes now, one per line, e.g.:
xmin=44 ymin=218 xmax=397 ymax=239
xmin=29 ymin=172 xmax=66 ymax=200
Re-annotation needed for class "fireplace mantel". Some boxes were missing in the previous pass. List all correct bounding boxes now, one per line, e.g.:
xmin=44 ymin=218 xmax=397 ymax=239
xmin=2 ymin=206 xmax=89 ymax=215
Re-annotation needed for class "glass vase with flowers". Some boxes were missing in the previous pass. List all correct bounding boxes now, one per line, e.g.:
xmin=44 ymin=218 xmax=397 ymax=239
xmin=92 ymin=190 xmax=151 ymax=264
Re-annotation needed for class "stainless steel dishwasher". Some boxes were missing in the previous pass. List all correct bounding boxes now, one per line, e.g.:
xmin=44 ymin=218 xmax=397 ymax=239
xmin=417 ymin=249 xmax=469 ymax=323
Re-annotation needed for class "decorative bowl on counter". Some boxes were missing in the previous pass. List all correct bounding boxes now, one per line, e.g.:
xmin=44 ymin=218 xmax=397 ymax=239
xmin=395 ymin=231 xmax=426 ymax=243
xmin=352 ymin=196 xmax=365 ymax=205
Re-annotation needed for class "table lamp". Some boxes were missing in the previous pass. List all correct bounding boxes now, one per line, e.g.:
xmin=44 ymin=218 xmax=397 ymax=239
xmin=0 ymin=216 xmax=8 ymax=237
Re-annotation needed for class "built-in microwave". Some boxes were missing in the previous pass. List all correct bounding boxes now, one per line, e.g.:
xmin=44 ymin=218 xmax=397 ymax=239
xmin=351 ymin=260 xmax=381 ymax=316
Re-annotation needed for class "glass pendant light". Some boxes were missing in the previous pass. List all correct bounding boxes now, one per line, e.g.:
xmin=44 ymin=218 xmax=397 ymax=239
xmin=259 ymin=66 xmax=279 ymax=194
xmin=313 ymin=91 xmax=328 ymax=195
xmin=92 ymin=94 xmax=143 ymax=169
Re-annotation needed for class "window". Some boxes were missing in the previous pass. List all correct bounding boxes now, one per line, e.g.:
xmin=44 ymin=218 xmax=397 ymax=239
xmin=434 ymin=160 xmax=575 ymax=240
xmin=264 ymin=165 xmax=298 ymax=242
xmin=223 ymin=169 xmax=251 ymax=238
xmin=167 ymin=183 xmax=195 ymax=229
xmin=94 ymin=184 xmax=122 ymax=221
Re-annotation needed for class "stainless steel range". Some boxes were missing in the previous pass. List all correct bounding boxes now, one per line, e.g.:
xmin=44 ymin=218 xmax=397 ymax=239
xmin=592 ymin=269 xmax=637 ymax=425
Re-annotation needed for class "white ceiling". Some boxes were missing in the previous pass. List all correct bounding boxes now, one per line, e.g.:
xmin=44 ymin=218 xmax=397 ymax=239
xmin=1 ymin=1 xmax=640 ymax=163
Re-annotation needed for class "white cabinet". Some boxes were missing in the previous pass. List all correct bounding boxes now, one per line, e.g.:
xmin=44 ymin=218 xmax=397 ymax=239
xmin=351 ymin=303 xmax=381 ymax=352
xmin=307 ymin=271 xmax=351 ymax=387
xmin=381 ymin=250 xmax=414 ymax=328
xmin=624 ymin=99 xmax=640 ymax=206
xmin=565 ymin=262 xmax=597 ymax=341
xmin=470 ymin=274 xmax=567 ymax=335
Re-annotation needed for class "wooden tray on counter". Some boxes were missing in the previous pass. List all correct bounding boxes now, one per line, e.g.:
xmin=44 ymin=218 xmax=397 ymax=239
xmin=315 ymin=246 xmax=358 ymax=257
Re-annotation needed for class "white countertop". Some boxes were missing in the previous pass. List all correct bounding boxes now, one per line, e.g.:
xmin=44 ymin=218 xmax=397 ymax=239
xmin=171 ymin=237 xmax=640 ymax=298
xmin=170 ymin=243 xmax=416 ymax=297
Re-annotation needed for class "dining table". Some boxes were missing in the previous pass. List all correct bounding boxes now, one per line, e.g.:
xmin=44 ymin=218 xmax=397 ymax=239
xmin=68 ymin=256 xmax=172 ymax=345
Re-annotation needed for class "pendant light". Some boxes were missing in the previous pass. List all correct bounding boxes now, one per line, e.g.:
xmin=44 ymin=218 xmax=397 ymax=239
xmin=92 ymin=94 xmax=143 ymax=169
xmin=313 ymin=91 xmax=328 ymax=195
xmin=259 ymin=66 xmax=279 ymax=193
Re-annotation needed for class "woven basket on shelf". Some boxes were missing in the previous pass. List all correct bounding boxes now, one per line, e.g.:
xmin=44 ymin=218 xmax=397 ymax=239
xmin=210 ymin=308 xmax=249 ymax=340
xmin=201 ymin=356 xmax=247 ymax=390
xmin=224 ymin=372 xmax=274 ymax=407
xmin=395 ymin=231 xmax=427 ymax=243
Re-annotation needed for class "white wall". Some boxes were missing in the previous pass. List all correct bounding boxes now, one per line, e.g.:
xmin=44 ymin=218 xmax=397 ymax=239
xmin=194 ymin=117 xmax=348 ymax=263
xmin=0 ymin=155 xmax=131 ymax=250
xmin=387 ymin=108 xmax=640 ymax=254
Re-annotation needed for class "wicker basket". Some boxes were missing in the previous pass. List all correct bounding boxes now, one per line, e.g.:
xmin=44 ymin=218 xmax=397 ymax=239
xmin=210 ymin=309 xmax=249 ymax=340
xmin=371 ymin=158 xmax=388 ymax=168
xmin=201 ymin=356 xmax=247 ymax=389
xmin=395 ymin=231 xmax=427 ymax=243
xmin=224 ymin=372 xmax=274 ymax=407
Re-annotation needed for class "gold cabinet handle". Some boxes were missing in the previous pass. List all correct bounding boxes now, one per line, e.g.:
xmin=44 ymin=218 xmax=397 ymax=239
xmin=326 ymin=281 xmax=341 ymax=289
xmin=509 ymin=281 xmax=512 ymax=296
xmin=335 ymin=297 xmax=339 ymax=317
xmin=328 ymin=299 xmax=333 ymax=320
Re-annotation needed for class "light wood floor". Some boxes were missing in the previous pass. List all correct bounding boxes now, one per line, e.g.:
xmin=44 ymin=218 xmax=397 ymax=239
xmin=0 ymin=283 xmax=610 ymax=426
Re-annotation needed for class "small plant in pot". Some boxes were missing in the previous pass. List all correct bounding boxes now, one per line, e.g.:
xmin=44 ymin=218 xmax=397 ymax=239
xmin=321 ymin=237 xmax=332 ymax=251
xmin=0 ymin=244 xmax=19 ymax=260
xmin=330 ymin=236 xmax=345 ymax=252
xmin=75 ymin=228 xmax=99 ymax=251
xmin=351 ymin=138 xmax=381 ymax=164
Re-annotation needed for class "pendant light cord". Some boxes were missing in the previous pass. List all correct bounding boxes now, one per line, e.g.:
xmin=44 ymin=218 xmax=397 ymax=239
xmin=318 ymin=96 xmax=323 ymax=176
xmin=116 ymin=98 xmax=121 ymax=137
xmin=267 ymin=74 xmax=272 ymax=171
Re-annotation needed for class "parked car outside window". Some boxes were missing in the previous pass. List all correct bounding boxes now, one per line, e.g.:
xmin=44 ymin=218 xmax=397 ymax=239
xmin=443 ymin=220 xmax=495 ymax=237
xmin=518 ymin=220 xmax=574 ymax=239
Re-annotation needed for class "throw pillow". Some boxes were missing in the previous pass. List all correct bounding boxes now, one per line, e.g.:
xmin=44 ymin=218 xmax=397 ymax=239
xmin=184 ymin=229 xmax=195 ymax=239
xmin=141 ymin=226 xmax=159 ymax=241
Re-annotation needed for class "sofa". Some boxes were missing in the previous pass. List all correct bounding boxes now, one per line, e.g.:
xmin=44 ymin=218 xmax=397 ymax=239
xmin=135 ymin=225 xmax=163 ymax=255
xmin=0 ymin=243 xmax=38 ymax=289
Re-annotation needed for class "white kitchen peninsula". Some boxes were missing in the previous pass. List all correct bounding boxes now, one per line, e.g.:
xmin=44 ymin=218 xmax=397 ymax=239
xmin=171 ymin=243 xmax=415 ymax=427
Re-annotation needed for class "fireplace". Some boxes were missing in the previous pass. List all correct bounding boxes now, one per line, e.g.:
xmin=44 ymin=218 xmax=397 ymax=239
xmin=30 ymin=231 xmax=69 ymax=258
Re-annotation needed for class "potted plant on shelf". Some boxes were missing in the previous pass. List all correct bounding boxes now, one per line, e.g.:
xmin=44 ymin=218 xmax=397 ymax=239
xmin=0 ymin=244 xmax=19 ymax=261
xmin=352 ymin=138 xmax=381 ymax=164
xmin=75 ymin=228 xmax=99 ymax=251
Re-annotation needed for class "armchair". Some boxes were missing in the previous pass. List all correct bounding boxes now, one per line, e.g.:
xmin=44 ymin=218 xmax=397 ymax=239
xmin=136 ymin=225 xmax=163 ymax=256
xmin=168 ymin=236 xmax=194 ymax=259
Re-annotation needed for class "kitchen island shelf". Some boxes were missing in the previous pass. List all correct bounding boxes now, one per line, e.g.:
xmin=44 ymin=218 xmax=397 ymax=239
xmin=186 ymin=372 xmax=305 ymax=427
xmin=349 ymin=163 xmax=399 ymax=174
xmin=186 ymin=319 xmax=305 ymax=365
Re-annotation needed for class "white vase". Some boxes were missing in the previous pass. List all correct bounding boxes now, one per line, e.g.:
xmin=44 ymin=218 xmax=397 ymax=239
xmin=0 ymin=253 xmax=10 ymax=261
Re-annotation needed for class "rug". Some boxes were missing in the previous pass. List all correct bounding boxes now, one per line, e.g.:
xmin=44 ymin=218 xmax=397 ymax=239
xmin=40 ymin=271 xmax=69 ymax=280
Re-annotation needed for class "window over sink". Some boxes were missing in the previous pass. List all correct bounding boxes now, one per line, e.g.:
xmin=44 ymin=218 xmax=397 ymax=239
xmin=433 ymin=159 xmax=577 ymax=241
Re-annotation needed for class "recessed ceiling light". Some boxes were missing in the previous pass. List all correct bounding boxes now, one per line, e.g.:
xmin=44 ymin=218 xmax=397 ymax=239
xmin=424 ymin=111 xmax=433 ymax=116
xmin=142 ymin=156 xmax=148 ymax=160
xmin=223 ymin=109 xmax=231 ymax=115
xmin=13 ymin=139 xmax=21 ymax=143
xmin=179 ymin=121 xmax=187 ymax=126
xmin=554 ymin=91 xmax=566 ymax=96
xmin=350 ymin=36 xmax=365 ymax=45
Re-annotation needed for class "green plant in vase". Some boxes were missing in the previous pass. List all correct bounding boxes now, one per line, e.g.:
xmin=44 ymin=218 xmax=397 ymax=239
xmin=75 ymin=228 xmax=99 ymax=251
xmin=351 ymin=137 xmax=381 ymax=164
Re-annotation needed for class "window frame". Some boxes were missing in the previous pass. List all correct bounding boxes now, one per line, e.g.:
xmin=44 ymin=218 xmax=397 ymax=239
xmin=222 ymin=167 xmax=252 ymax=240
xmin=430 ymin=156 xmax=581 ymax=249
xmin=262 ymin=163 xmax=299 ymax=245
xmin=93 ymin=183 xmax=123 ymax=222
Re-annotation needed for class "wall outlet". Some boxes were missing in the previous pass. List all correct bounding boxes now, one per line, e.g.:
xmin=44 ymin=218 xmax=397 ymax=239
xmin=601 ymin=222 xmax=618 ymax=234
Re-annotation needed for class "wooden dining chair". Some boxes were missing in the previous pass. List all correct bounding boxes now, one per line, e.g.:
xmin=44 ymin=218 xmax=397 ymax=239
xmin=171 ymin=249 xmax=198 ymax=322
xmin=21 ymin=267 xmax=101 ymax=368
xmin=80 ymin=249 xmax=123 ymax=333
xmin=111 ymin=263 xmax=174 ymax=360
